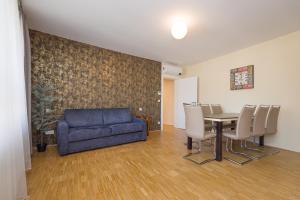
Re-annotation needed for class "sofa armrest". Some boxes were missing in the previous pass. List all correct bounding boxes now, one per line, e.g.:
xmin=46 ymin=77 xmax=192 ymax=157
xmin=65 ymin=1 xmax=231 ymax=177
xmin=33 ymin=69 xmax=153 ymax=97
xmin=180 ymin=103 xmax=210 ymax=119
xmin=57 ymin=119 xmax=69 ymax=155
xmin=132 ymin=117 xmax=147 ymax=133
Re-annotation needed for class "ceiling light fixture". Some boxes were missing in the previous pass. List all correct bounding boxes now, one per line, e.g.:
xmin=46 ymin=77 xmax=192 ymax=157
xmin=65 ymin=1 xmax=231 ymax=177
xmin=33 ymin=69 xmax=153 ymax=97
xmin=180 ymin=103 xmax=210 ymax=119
xmin=171 ymin=19 xmax=188 ymax=40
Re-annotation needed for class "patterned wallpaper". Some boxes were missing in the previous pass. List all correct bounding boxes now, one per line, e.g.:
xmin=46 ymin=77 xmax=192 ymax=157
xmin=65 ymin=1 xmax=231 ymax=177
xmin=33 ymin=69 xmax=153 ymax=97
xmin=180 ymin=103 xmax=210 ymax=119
xmin=30 ymin=30 xmax=161 ymax=144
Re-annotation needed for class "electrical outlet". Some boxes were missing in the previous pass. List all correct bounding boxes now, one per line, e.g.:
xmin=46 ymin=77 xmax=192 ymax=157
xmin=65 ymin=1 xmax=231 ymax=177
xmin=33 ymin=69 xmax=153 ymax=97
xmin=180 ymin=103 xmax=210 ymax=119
xmin=139 ymin=107 xmax=143 ymax=111
xmin=45 ymin=130 xmax=54 ymax=135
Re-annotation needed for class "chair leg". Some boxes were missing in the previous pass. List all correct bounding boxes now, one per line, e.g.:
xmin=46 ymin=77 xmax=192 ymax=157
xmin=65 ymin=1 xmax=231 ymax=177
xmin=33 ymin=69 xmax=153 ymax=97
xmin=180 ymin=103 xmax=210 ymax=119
xmin=232 ymin=140 xmax=257 ymax=159
xmin=244 ymin=139 xmax=264 ymax=152
xmin=183 ymin=153 xmax=215 ymax=165
xmin=230 ymin=140 xmax=254 ymax=159
xmin=214 ymin=138 xmax=216 ymax=157
xmin=197 ymin=140 xmax=201 ymax=152
xmin=211 ymin=137 xmax=216 ymax=157
xmin=184 ymin=141 xmax=200 ymax=146
xmin=245 ymin=138 xmax=264 ymax=151
xmin=242 ymin=139 xmax=269 ymax=159
xmin=225 ymin=138 xmax=229 ymax=152
xmin=183 ymin=139 xmax=215 ymax=165
xmin=240 ymin=139 xmax=244 ymax=148
xmin=224 ymin=139 xmax=253 ymax=165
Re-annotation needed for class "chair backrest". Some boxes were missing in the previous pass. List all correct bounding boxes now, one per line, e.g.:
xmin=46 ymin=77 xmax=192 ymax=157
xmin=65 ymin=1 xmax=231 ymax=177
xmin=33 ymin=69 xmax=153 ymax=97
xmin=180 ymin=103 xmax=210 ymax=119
xmin=200 ymin=104 xmax=212 ymax=116
xmin=184 ymin=105 xmax=205 ymax=139
xmin=211 ymin=104 xmax=223 ymax=114
xmin=236 ymin=105 xmax=256 ymax=139
xmin=252 ymin=105 xmax=270 ymax=136
xmin=183 ymin=102 xmax=191 ymax=106
xmin=265 ymin=105 xmax=280 ymax=134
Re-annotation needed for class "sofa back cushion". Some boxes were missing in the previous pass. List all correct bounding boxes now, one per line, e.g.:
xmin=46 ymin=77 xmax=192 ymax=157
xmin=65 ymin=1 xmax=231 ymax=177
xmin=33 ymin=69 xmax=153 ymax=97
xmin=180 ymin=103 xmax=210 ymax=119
xmin=103 ymin=108 xmax=132 ymax=125
xmin=64 ymin=109 xmax=103 ymax=127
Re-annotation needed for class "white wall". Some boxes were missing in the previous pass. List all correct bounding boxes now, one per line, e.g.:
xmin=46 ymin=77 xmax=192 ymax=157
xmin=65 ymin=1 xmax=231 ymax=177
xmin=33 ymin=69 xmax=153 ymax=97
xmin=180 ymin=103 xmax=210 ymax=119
xmin=184 ymin=30 xmax=300 ymax=152
xmin=163 ymin=79 xmax=174 ymax=125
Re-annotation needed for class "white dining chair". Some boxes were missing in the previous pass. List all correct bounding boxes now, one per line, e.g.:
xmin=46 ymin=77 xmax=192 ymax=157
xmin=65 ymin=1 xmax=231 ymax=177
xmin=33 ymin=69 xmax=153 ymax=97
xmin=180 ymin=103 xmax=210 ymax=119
xmin=183 ymin=105 xmax=216 ymax=164
xmin=200 ymin=104 xmax=213 ymax=131
xmin=265 ymin=105 xmax=281 ymax=135
xmin=200 ymin=104 xmax=212 ymax=115
xmin=210 ymin=104 xmax=234 ymax=130
xmin=252 ymin=105 xmax=271 ymax=138
xmin=258 ymin=105 xmax=281 ymax=155
xmin=211 ymin=104 xmax=223 ymax=114
xmin=243 ymin=105 xmax=270 ymax=158
xmin=223 ymin=105 xmax=256 ymax=165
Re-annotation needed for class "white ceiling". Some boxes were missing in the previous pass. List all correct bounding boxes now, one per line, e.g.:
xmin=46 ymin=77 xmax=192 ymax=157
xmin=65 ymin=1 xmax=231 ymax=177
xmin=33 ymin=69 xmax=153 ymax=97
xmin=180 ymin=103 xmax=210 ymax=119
xmin=23 ymin=0 xmax=300 ymax=65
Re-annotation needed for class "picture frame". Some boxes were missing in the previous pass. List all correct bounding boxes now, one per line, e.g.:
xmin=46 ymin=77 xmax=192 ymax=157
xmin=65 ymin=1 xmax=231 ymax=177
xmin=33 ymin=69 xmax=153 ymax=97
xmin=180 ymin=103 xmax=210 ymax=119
xmin=230 ymin=65 xmax=254 ymax=90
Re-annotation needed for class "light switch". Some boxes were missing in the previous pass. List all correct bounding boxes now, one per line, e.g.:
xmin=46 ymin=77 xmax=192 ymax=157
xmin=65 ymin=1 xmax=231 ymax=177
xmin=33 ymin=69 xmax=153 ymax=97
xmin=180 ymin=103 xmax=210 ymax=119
xmin=46 ymin=108 xmax=51 ymax=113
xmin=45 ymin=130 xmax=55 ymax=135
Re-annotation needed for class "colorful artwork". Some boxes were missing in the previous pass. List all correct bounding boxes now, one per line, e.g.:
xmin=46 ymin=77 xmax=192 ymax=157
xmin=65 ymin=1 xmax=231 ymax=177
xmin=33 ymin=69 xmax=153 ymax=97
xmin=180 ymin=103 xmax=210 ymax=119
xmin=230 ymin=65 xmax=254 ymax=90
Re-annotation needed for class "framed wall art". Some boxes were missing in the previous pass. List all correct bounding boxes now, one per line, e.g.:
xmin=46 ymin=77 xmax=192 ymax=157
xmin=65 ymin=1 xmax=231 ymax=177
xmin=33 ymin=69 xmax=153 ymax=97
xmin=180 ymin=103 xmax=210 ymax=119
xmin=230 ymin=65 xmax=254 ymax=90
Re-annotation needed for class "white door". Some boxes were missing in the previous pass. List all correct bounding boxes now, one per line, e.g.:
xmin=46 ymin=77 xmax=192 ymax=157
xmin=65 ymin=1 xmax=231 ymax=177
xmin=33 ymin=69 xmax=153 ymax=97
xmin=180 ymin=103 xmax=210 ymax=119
xmin=174 ymin=77 xmax=198 ymax=129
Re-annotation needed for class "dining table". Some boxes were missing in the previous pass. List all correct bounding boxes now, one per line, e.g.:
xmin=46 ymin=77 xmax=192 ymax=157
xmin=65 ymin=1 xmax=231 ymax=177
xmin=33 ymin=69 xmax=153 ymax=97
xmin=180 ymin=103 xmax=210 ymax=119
xmin=186 ymin=113 xmax=265 ymax=161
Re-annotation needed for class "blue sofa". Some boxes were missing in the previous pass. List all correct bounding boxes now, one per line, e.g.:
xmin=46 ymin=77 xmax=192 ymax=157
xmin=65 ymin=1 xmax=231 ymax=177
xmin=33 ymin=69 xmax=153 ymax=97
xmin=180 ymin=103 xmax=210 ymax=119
xmin=56 ymin=108 xmax=147 ymax=155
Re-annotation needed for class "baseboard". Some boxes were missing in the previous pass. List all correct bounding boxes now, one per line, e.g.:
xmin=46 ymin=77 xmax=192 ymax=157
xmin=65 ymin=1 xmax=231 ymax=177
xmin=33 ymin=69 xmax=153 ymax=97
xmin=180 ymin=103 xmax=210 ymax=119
xmin=32 ymin=143 xmax=57 ymax=151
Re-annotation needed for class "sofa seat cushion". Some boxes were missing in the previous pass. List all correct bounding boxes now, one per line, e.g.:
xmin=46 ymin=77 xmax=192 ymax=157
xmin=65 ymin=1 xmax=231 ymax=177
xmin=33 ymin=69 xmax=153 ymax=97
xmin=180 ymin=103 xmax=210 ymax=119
xmin=65 ymin=109 xmax=103 ymax=127
xmin=69 ymin=127 xmax=111 ymax=142
xmin=110 ymin=122 xmax=143 ymax=135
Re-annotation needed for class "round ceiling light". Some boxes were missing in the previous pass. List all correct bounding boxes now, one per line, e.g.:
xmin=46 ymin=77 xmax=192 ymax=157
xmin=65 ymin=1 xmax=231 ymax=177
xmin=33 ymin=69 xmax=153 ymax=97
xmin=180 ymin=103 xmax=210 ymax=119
xmin=171 ymin=19 xmax=188 ymax=40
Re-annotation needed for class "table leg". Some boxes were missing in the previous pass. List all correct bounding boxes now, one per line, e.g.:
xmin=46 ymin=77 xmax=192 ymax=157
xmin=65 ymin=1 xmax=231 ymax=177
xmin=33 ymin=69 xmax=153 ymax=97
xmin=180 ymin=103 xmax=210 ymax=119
xmin=187 ymin=137 xmax=192 ymax=150
xmin=259 ymin=136 xmax=264 ymax=146
xmin=215 ymin=122 xmax=223 ymax=161
xmin=231 ymin=120 xmax=236 ymax=130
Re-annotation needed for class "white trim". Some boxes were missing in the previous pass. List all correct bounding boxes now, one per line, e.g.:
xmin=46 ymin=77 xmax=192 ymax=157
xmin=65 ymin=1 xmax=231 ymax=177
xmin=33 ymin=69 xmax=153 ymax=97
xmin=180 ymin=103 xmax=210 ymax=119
xmin=162 ymin=74 xmax=180 ymax=80
xmin=161 ymin=66 xmax=164 ymax=131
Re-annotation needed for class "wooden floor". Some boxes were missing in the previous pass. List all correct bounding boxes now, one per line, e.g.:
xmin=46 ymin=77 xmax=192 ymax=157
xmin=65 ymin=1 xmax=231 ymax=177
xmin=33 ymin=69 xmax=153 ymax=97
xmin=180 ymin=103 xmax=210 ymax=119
xmin=27 ymin=125 xmax=300 ymax=200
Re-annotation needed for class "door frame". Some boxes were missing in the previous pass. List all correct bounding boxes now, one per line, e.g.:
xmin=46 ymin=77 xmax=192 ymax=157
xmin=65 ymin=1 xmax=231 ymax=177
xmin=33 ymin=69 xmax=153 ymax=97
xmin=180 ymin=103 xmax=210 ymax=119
xmin=161 ymin=73 xmax=180 ymax=131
